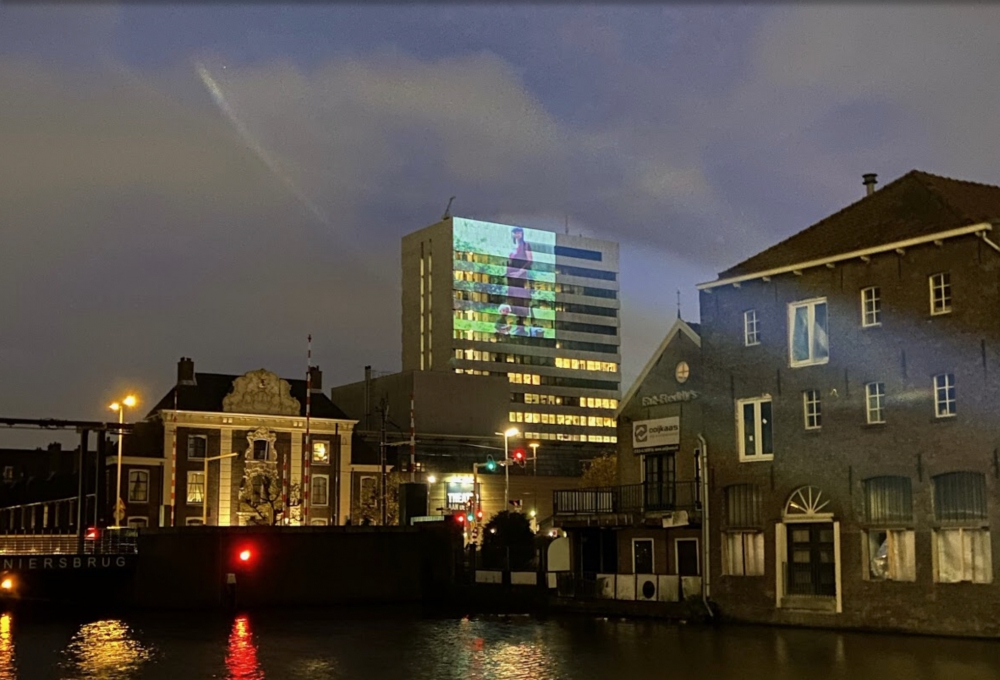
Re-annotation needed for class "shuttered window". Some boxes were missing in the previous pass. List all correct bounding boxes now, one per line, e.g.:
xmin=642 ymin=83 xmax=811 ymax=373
xmin=863 ymin=476 xmax=913 ymax=524
xmin=934 ymin=472 xmax=988 ymax=523
xmin=725 ymin=484 xmax=763 ymax=528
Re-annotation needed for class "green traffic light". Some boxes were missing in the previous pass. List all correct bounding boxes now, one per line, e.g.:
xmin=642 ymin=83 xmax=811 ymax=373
xmin=467 ymin=514 xmax=474 ymax=522
xmin=486 ymin=459 xmax=496 ymax=471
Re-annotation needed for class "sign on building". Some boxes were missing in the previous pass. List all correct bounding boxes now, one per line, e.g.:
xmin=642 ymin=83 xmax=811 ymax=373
xmin=632 ymin=417 xmax=680 ymax=452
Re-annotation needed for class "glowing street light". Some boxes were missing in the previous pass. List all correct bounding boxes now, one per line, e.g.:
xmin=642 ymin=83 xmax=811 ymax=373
xmin=426 ymin=475 xmax=437 ymax=484
xmin=110 ymin=395 xmax=138 ymax=528
xmin=495 ymin=427 xmax=519 ymax=508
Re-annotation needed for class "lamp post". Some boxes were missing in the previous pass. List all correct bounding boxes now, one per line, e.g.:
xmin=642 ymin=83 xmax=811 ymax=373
xmin=529 ymin=442 xmax=539 ymax=517
xmin=203 ymin=453 xmax=239 ymax=525
xmin=496 ymin=427 xmax=519 ymax=508
xmin=110 ymin=395 xmax=137 ymax=529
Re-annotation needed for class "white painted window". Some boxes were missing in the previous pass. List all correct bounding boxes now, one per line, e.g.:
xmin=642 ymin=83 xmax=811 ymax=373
xmin=723 ymin=531 xmax=764 ymax=576
xmin=737 ymin=397 xmax=773 ymax=461
xmin=867 ymin=530 xmax=915 ymax=581
xmin=312 ymin=475 xmax=330 ymax=507
xmin=865 ymin=382 xmax=886 ymax=424
xmin=935 ymin=529 xmax=992 ymax=583
xmin=312 ymin=440 xmax=330 ymax=465
xmin=930 ymin=272 xmax=951 ymax=315
xmin=788 ymin=298 xmax=829 ymax=367
xmin=934 ymin=373 xmax=956 ymax=417
xmin=803 ymin=390 xmax=821 ymax=430
xmin=187 ymin=471 xmax=204 ymax=504
xmin=743 ymin=310 xmax=760 ymax=346
xmin=127 ymin=470 xmax=149 ymax=503
xmin=187 ymin=435 xmax=207 ymax=459
xmin=861 ymin=286 xmax=881 ymax=327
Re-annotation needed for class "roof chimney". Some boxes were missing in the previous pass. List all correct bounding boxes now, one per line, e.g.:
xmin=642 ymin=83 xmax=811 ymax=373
xmin=308 ymin=365 xmax=323 ymax=393
xmin=177 ymin=357 xmax=197 ymax=386
xmin=862 ymin=173 xmax=878 ymax=196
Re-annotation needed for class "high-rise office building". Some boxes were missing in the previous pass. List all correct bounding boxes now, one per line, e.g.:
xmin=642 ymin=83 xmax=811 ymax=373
xmin=402 ymin=217 xmax=620 ymax=450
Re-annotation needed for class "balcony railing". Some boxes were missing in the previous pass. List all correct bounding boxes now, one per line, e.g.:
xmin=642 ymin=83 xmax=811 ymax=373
xmin=553 ymin=482 xmax=700 ymax=516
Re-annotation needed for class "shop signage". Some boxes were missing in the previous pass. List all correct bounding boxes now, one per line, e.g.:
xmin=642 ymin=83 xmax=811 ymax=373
xmin=632 ymin=416 xmax=680 ymax=452
xmin=640 ymin=390 xmax=698 ymax=407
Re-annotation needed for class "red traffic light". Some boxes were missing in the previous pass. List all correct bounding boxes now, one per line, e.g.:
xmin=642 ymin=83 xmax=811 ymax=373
xmin=476 ymin=510 xmax=483 ymax=520
xmin=513 ymin=449 xmax=526 ymax=464
xmin=454 ymin=512 xmax=466 ymax=524
xmin=85 ymin=527 xmax=99 ymax=541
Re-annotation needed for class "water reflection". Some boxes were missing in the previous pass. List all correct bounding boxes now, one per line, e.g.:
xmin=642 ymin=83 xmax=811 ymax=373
xmin=0 ymin=614 xmax=15 ymax=680
xmin=226 ymin=615 xmax=264 ymax=680
xmin=61 ymin=619 xmax=152 ymax=679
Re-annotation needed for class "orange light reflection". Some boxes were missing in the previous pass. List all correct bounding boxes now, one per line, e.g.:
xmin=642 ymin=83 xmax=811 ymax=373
xmin=0 ymin=613 xmax=15 ymax=680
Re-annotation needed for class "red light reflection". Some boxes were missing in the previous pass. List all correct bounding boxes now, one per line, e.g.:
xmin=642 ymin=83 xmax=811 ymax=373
xmin=226 ymin=615 xmax=263 ymax=680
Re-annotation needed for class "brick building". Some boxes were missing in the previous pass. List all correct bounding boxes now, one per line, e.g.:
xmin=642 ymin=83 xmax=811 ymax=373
xmin=551 ymin=318 xmax=705 ymax=604
xmin=118 ymin=358 xmax=366 ymax=527
xmin=698 ymin=170 xmax=1000 ymax=636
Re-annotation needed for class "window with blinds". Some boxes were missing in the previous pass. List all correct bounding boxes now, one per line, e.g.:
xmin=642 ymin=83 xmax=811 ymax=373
xmin=725 ymin=484 xmax=763 ymax=528
xmin=934 ymin=472 xmax=988 ymax=523
xmin=863 ymin=476 xmax=913 ymax=524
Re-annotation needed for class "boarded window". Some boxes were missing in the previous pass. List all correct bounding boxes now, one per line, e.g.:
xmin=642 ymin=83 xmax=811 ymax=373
xmin=934 ymin=472 xmax=988 ymax=523
xmin=863 ymin=476 xmax=913 ymax=524
xmin=725 ymin=484 xmax=762 ymax=528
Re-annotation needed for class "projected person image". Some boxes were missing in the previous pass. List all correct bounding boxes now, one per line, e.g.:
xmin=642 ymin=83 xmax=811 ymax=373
xmin=506 ymin=226 xmax=533 ymax=313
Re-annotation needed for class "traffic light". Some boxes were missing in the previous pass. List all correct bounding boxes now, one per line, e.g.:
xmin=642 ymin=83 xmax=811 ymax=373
xmin=453 ymin=511 xmax=466 ymax=525
xmin=485 ymin=456 xmax=497 ymax=472
xmin=513 ymin=448 xmax=526 ymax=466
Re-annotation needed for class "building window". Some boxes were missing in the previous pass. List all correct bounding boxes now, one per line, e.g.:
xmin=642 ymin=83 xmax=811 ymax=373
xmin=186 ymin=518 xmax=204 ymax=526
xmin=252 ymin=439 xmax=269 ymax=461
xmin=187 ymin=435 xmax=207 ymax=459
xmin=743 ymin=310 xmax=760 ymax=346
xmin=865 ymin=382 xmax=885 ymax=424
xmin=788 ymin=299 xmax=829 ymax=367
xmin=861 ymin=286 xmax=881 ymax=327
xmin=723 ymin=532 xmax=765 ymax=576
xmin=126 ymin=517 xmax=148 ymax=528
xmin=736 ymin=397 xmax=773 ymax=461
xmin=632 ymin=538 xmax=654 ymax=574
xmin=803 ymin=390 xmax=821 ymax=430
xmin=187 ymin=471 xmax=205 ymax=504
xmin=312 ymin=441 xmax=330 ymax=465
xmin=312 ymin=475 xmax=330 ymax=507
xmin=935 ymin=528 xmax=992 ymax=583
xmin=725 ymin=484 xmax=763 ymax=528
xmin=930 ymin=272 xmax=952 ymax=315
xmin=2 ymin=467 xmax=12 ymax=483
xmin=127 ymin=470 xmax=149 ymax=503
xmin=309 ymin=518 xmax=329 ymax=526
xmin=934 ymin=373 xmax=956 ymax=417
xmin=934 ymin=471 xmax=987 ymax=523
xmin=867 ymin=530 xmax=916 ymax=581
xmin=864 ymin=476 xmax=912 ymax=524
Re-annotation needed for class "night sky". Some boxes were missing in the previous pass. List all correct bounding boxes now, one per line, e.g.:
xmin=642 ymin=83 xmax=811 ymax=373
xmin=3 ymin=3 xmax=999 ymax=445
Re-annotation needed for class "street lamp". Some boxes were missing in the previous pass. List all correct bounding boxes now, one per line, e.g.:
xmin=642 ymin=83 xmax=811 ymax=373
xmin=495 ymin=427 xmax=519 ymax=508
xmin=110 ymin=395 xmax=138 ymax=528
xmin=203 ymin=453 xmax=239 ymax=524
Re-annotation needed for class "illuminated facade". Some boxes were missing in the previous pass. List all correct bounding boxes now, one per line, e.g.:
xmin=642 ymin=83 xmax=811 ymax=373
xmin=402 ymin=217 xmax=621 ymax=451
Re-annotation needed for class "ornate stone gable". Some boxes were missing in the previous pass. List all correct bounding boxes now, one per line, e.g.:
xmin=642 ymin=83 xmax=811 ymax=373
xmin=222 ymin=369 xmax=301 ymax=416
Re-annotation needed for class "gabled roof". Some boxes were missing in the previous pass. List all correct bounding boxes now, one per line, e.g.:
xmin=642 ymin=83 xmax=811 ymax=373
xmin=718 ymin=170 xmax=1000 ymax=280
xmin=617 ymin=318 xmax=700 ymax=417
xmin=148 ymin=372 xmax=350 ymax=420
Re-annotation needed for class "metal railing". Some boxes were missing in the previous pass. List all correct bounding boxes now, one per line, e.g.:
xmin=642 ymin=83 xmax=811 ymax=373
xmin=0 ymin=528 xmax=138 ymax=556
xmin=553 ymin=481 xmax=699 ymax=516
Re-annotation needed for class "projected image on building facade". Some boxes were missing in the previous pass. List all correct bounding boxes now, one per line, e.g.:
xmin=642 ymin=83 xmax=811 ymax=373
xmin=453 ymin=218 xmax=557 ymax=339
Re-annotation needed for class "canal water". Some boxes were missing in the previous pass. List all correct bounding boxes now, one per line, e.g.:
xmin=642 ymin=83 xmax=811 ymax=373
xmin=0 ymin=607 xmax=997 ymax=679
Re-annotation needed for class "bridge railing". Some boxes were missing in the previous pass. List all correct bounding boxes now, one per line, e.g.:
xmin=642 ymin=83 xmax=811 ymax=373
xmin=0 ymin=528 xmax=138 ymax=555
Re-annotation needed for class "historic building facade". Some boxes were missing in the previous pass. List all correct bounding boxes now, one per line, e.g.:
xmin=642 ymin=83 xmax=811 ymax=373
xmin=551 ymin=318 xmax=705 ymax=604
xmin=119 ymin=358 xmax=360 ymax=527
xmin=698 ymin=171 xmax=1000 ymax=636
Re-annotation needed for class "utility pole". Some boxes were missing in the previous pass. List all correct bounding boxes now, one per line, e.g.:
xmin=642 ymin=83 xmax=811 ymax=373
xmin=378 ymin=397 xmax=388 ymax=526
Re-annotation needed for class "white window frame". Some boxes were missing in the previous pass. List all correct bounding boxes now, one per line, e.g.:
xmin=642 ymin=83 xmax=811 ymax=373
xmin=865 ymin=529 xmax=915 ymax=582
xmin=934 ymin=373 xmax=956 ymax=418
xmin=631 ymin=538 xmax=654 ymax=574
xmin=861 ymin=286 xmax=881 ymax=327
xmin=312 ymin=474 xmax=330 ymax=507
xmin=933 ymin=528 xmax=992 ymax=584
xmin=187 ymin=434 xmax=207 ymax=459
xmin=865 ymin=382 xmax=885 ymax=424
xmin=929 ymin=272 xmax=952 ymax=315
xmin=126 ymin=516 xmax=148 ymax=528
xmin=803 ymin=390 xmax=822 ymax=430
xmin=127 ymin=470 xmax=149 ymax=503
xmin=787 ymin=298 xmax=830 ymax=367
xmin=186 ymin=470 xmax=205 ymax=505
xmin=309 ymin=518 xmax=329 ymax=526
xmin=736 ymin=396 xmax=773 ymax=462
xmin=743 ymin=309 xmax=760 ymax=347
xmin=723 ymin=530 xmax=765 ymax=576
xmin=312 ymin=440 xmax=330 ymax=465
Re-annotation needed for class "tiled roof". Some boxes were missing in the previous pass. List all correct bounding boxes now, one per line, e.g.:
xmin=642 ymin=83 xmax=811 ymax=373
xmin=147 ymin=372 xmax=350 ymax=420
xmin=720 ymin=171 xmax=1000 ymax=278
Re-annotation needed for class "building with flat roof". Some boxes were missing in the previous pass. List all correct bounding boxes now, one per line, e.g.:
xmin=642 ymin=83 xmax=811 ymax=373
xmin=401 ymin=217 xmax=621 ymax=454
